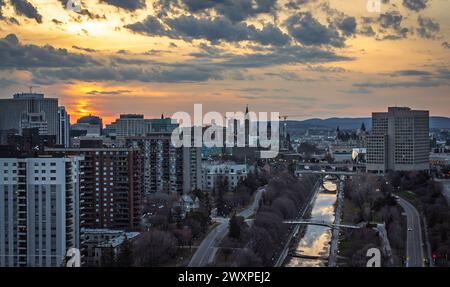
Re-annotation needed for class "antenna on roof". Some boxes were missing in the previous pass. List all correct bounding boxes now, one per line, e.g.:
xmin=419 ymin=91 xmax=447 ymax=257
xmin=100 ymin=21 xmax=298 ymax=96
xmin=28 ymin=85 xmax=40 ymax=93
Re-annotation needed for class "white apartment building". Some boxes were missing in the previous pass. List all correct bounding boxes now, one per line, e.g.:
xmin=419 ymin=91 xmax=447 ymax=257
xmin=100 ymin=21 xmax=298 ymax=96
xmin=0 ymin=155 xmax=82 ymax=267
xmin=202 ymin=162 xmax=248 ymax=192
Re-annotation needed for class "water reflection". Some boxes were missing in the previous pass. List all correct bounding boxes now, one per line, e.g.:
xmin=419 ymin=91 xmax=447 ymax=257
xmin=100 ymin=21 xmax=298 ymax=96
xmin=285 ymin=180 xmax=337 ymax=267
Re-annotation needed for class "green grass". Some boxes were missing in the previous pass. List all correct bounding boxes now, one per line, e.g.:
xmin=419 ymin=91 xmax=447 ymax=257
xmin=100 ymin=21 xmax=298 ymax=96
xmin=398 ymin=190 xmax=421 ymax=210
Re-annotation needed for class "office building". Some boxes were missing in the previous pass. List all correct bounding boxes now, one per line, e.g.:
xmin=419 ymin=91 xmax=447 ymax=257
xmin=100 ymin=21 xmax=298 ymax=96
xmin=4 ymin=128 xmax=56 ymax=153
xmin=71 ymin=115 xmax=102 ymax=137
xmin=0 ymin=155 xmax=82 ymax=267
xmin=58 ymin=107 xmax=70 ymax=147
xmin=110 ymin=114 xmax=178 ymax=138
xmin=367 ymin=107 xmax=430 ymax=174
xmin=0 ymin=93 xmax=59 ymax=137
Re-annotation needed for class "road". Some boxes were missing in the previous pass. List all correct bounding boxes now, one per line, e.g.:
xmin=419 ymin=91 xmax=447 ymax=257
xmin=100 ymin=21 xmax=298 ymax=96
xmin=397 ymin=197 xmax=424 ymax=267
xmin=188 ymin=186 xmax=265 ymax=267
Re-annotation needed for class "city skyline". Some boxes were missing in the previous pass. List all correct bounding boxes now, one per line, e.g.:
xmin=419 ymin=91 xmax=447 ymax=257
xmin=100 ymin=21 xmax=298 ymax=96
xmin=0 ymin=0 xmax=449 ymax=124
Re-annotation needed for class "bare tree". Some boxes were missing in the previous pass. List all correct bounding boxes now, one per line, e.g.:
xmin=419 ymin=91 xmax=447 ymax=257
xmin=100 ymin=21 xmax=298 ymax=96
xmin=134 ymin=230 xmax=177 ymax=266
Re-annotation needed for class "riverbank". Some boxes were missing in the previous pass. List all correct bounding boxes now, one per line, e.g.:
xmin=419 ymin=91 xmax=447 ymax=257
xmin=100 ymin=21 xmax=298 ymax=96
xmin=284 ymin=179 xmax=338 ymax=267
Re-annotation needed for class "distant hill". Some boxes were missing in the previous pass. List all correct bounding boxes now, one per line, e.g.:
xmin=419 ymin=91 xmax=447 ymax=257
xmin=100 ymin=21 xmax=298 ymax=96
xmin=286 ymin=116 xmax=450 ymax=131
xmin=430 ymin=117 xmax=450 ymax=129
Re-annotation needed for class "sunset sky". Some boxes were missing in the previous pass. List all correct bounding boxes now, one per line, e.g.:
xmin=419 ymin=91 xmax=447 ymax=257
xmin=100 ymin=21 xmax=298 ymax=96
xmin=0 ymin=0 xmax=449 ymax=124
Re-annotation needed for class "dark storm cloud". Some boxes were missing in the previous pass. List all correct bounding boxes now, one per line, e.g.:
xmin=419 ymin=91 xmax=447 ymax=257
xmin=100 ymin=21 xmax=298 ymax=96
xmin=0 ymin=34 xmax=97 ymax=69
xmin=102 ymin=0 xmax=146 ymax=11
xmin=378 ymin=11 xmax=409 ymax=40
xmin=285 ymin=12 xmax=345 ymax=47
xmin=10 ymin=0 xmax=42 ymax=23
xmin=353 ymin=80 xmax=442 ymax=89
xmin=339 ymin=87 xmax=372 ymax=95
xmin=86 ymin=89 xmax=132 ymax=95
xmin=216 ymin=46 xmax=352 ymax=68
xmin=125 ymin=15 xmax=167 ymax=35
xmin=52 ymin=19 xmax=64 ymax=25
xmin=0 ymin=0 xmax=20 ymax=24
xmin=416 ymin=16 xmax=439 ymax=39
xmin=78 ymin=9 xmax=106 ymax=20
xmin=306 ymin=65 xmax=346 ymax=73
xmin=182 ymin=0 xmax=277 ymax=22
xmin=359 ymin=16 xmax=376 ymax=36
xmin=285 ymin=0 xmax=310 ymax=9
xmin=390 ymin=70 xmax=433 ymax=76
xmin=0 ymin=77 xmax=18 ymax=88
xmin=31 ymin=65 xmax=224 ymax=84
xmin=436 ymin=68 xmax=450 ymax=80
xmin=337 ymin=17 xmax=357 ymax=36
xmin=264 ymin=71 xmax=300 ymax=81
xmin=72 ymin=45 xmax=99 ymax=53
xmin=0 ymin=0 xmax=5 ymax=19
xmin=379 ymin=12 xmax=403 ymax=30
xmin=110 ymin=57 xmax=150 ymax=65
xmin=0 ymin=31 xmax=350 ymax=85
xmin=126 ymin=15 xmax=290 ymax=46
xmin=28 ymin=42 xmax=350 ymax=84
xmin=402 ymin=0 xmax=428 ymax=11
xmin=165 ymin=16 xmax=251 ymax=42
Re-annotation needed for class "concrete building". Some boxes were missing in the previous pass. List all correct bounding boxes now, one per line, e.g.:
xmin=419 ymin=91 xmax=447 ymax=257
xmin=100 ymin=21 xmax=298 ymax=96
xmin=0 ymin=93 xmax=59 ymax=138
xmin=0 ymin=155 xmax=82 ymax=267
xmin=179 ymin=195 xmax=200 ymax=218
xmin=71 ymin=115 xmax=102 ymax=137
xmin=367 ymin=107 xmax=430 ymax=174
xmin=46 ymin=148 xmax=144 ymax=230
xmin=110 ymin=114 xmax=178 ymax=138
xmin=202 ymin=162 xmax=248 ymax=192
xmin=58 ymin=107 xmax=70 ymax=147
xmin=82 ymin=228 xmax=140 ymax=266
xmin=4 ymin=128 xmax=56 ymax=153
xmin=125 ymin=134 xmax=201 ymax=195
xmin=20 ymin=111 xmax=49 ymax=135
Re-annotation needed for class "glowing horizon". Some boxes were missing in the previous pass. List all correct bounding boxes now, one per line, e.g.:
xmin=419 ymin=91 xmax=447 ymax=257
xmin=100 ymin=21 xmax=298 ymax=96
xmin=0 ymin=0 xmax=449 ymax=123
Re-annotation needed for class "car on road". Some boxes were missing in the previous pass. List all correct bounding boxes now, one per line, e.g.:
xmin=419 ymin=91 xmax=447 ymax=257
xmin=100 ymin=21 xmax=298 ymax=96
xmin=408 ymin=228 xmax=413 ymax=231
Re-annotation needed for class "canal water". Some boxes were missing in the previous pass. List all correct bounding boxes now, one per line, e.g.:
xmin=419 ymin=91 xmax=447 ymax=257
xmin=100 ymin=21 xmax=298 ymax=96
xmin=284 ymin=180 xmax=338 ymax=267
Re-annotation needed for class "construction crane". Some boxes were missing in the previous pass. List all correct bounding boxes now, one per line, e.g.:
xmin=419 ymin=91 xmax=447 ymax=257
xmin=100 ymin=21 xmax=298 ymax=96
xmin=279 ymin=114 xmax=309 ymax=121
